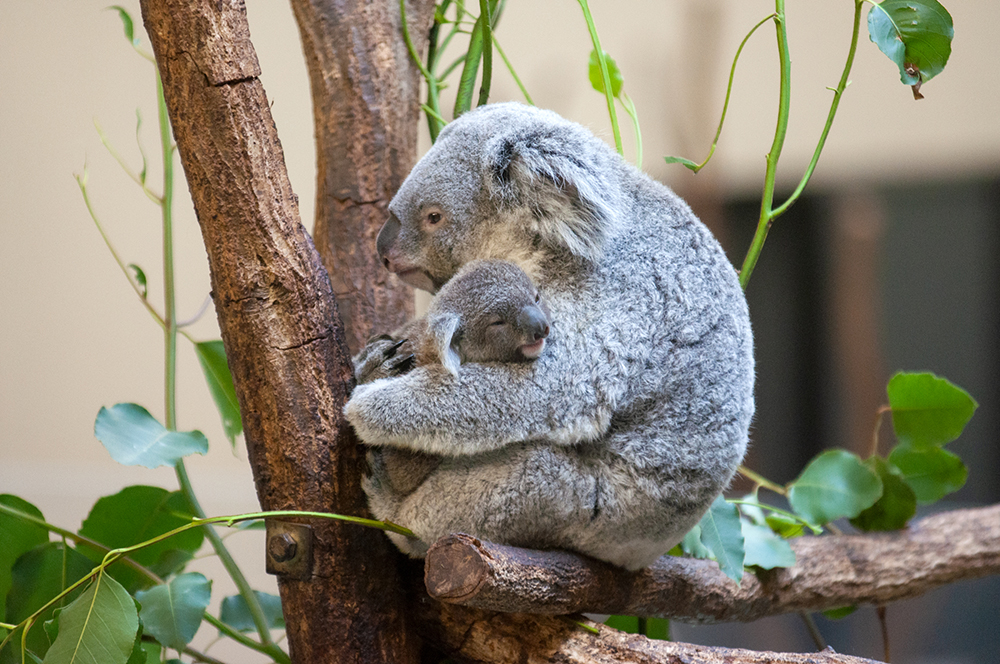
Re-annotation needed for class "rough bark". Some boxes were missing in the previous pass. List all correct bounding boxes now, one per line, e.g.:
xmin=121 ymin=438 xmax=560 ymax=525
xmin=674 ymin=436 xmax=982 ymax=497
xmin=424 ymin=504 xmax=1000 ymax=622
xmin=139 ymin=2 xmax=418 ymax=662
xmin=412 ymin=593 xmax=882 ymax=664
xmin=289 ymin=0 xmax=434 ymax=354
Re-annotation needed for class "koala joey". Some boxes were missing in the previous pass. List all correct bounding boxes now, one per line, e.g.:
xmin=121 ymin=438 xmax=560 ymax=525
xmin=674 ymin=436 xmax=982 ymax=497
xmin=357 ymin=258 xmax=550 ymax=498
xmin=346 ymin=102 xmax=754 ymax=570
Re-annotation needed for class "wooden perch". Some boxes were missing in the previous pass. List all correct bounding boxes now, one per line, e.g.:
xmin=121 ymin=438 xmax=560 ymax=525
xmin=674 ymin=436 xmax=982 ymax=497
xmin=412 ymin=594 xmax=883 ymax=664
xmin=424 ymin=503 xmax=1000 ymax=622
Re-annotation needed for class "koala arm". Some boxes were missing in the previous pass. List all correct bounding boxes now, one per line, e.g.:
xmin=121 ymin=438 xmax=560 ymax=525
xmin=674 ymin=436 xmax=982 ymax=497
xmin=344 ymin=361 xmax=614 ymax=456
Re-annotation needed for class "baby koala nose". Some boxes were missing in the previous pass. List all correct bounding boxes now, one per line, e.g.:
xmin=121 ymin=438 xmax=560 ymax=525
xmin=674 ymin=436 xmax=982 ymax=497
xmin=519 ymin=306 xmax=550 ymax=342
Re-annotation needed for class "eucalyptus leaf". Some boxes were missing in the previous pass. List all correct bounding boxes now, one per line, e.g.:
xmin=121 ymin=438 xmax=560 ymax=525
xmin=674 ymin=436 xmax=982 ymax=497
xmin=219 ymin=591 xmax=285 ymax=633
xmin=135 ymin=573 xmax=211 ymax=650
xmin=888 ymin=445 xmax=967 ymax=503
xmin=697 ymin=496 xmax=745 ymax=583
xmin=6 ymin=543 xmax=95 ymax=659
xmin=787 ymin=449 xmax=882 ymax=525
xmin=94 ymin=403 xmax=208 ymax=469
xmin=849 ymin=457 xmax=916 ymax=532
xmin=823 ymin=605 xmax=858 ymax=620
xmin=587 ymin=49 xmax=623 ymax=98
xmin=663 ymin=155 xmax=700 ymax=172
xmin=79 ymin=486 xmax=203 ymax=590
xmin=194 ymin=341 xmax=242 ymax=449
xmin=42 ymin=573 xmax=138 ymax=664
xmin=677 ymin=524 xmax=711 ymax=559
xmin=867 ymin=0 xmax=953 ymax=95
xmin=887 ymin=372 xmax=977 ymax=449
xmin=764 ymin=513 xmax=806 ymax=539
xmin=604 ymin=614 xmax=639 ymax=633
xmin=0 ymin=495 xmax=49 ymax=621
xmin=742 ymin=522 xmax=796 ymax=570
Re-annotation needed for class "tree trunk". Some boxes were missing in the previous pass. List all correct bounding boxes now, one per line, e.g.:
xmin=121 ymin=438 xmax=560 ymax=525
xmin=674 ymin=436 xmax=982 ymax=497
xmin=289 ymin=0 xmax=434 ymax=354
xmin=139 ymin=1 xmax=418 ymax=662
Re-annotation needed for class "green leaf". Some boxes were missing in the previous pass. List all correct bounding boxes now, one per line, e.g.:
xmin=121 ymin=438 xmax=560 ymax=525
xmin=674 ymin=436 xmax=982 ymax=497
xmin=78 ymin=487 xmax=203 ymax=590
xmin=194 ymin=341 xmax=242 ymax=449
xmin=134 ymin=573 xmax=211 ymax=650
xmin=742 ymin=522 xmax=796 ymax=570
xmin=849 ymin=457 xmax=917 ymax=532
xmin=94 ymin=403 xmax=208 ymax=469
xmin=676 ymin=524 xmax=711 ymax=559
xmin=6 ymin=543 xmax=96 ymax=659
xmin=604 ymin=615 xmax=639 ymax=633
xmin=587 ymin=49 xmax=623 ymax=98
xmin=867 ymin=0 xmax=953 ymax=94
xmin=887 ymin=372 xmax=977 ymax=449
xmin=124 ymin=624 xmax=146 ymax=664
xmin=787 ymin=449 xmax=883 ymax=525
xmin=823 ymin=605 xmax=858 ymax=620
xmin=453 ymin=12 xmax=486 ymax=117
xmin=697 ymin=496 xmax=745 ymax=583
xmin=663 ymin=155 xmax=700 ymax=172
xmin=0 ymin=496 xmax=49 ymax=621
xmin=42 ymin=573 xmax=138 ymax=664
xmin=126 ymin=264 xmax=147 ymax=299
xmin=764 ymin=513 xmax=805 ymax=538
xmin=219 ymin=591 xmax=284 ymax=633
xmin=888 ymin=445 xmax=968 ymax=503
xmin=107 ymin=6 xmax=138 ymax=46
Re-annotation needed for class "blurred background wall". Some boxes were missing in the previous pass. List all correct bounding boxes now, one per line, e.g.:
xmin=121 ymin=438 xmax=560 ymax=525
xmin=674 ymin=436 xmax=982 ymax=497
xmin=2 ymin=1 xmax=997 ymax=661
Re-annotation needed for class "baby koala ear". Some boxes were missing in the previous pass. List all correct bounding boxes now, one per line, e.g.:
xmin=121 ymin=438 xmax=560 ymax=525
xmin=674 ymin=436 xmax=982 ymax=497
xmin=426 ymin=312 xmax=462 ymax=376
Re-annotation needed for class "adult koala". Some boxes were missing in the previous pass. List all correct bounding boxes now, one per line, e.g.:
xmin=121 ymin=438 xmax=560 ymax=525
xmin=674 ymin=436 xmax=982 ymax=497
xmin=345 ymin=102 xmax=754 ymax=570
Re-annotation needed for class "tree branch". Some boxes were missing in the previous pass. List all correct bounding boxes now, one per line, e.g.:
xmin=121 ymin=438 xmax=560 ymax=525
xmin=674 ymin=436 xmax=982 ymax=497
xmin=139 ymin=1 xmax=417 ymax=662
xmin=412 ymin=594 xmax=883 ymax=664
xmin=424 ymin=504 xmax=1000 ymax=622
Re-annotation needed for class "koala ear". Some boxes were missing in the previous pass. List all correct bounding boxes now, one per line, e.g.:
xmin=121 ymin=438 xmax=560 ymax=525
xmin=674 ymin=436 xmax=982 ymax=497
xmin=485 ymin=129 xmax=616 ymax=261
xmin=426 ymin=312 xmax=462 ymax=376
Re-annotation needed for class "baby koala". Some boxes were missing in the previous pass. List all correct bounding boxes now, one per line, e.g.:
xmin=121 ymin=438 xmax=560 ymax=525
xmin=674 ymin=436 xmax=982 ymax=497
xmin=356 ymin=259 xmax=550 ymax=501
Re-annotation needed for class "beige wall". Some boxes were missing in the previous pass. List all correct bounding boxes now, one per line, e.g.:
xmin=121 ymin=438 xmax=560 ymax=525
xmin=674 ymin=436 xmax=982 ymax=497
xmin=1 ymin=1 xmax=997 ymax=659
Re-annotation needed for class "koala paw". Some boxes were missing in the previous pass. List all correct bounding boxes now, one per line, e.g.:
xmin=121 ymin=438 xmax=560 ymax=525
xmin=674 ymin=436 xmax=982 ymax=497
xmin=354 ymin=335 xmax=416 ymax=384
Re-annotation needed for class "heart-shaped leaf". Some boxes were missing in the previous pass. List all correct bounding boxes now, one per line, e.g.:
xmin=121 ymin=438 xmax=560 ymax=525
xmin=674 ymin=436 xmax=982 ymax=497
xmin=788 ymin=450 xmax=882 ymax=525
xmin=94 ymin=403 xmax=208 ymax=469
xmin=887 ymin=372 xmax=977 ymax=449
xmin=219 ymin=591 xmax=285 ymax=633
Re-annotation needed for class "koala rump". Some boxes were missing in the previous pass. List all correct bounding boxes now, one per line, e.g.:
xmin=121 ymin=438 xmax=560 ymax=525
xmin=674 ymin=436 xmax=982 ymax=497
xmin=346 ymin=102 xmax=754 ymax=570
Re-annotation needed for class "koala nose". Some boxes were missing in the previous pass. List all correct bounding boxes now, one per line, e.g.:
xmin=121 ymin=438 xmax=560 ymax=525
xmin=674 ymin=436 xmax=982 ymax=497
xmin=376 ymin=213 xmax=401 ymax=268
xmin=519 ymin=306 xmax=550 ymax=342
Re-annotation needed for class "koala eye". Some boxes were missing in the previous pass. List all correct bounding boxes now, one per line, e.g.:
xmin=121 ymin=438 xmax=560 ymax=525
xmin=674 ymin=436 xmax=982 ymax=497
xmin=489 ymin=318 xmax=506 ymax=327
xmin=427 ymin=211 xmax=442 ymax=225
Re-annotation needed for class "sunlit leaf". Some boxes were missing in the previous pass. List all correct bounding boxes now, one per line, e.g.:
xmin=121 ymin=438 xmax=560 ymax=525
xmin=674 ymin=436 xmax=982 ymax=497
xmin=587 ymin=49 xmax=624 ymax=98
xmin=849 ymin=457 xmax=916 ymax=532
xmin=219 ymin=591 xmax=285 ymax=633
xmin=135 ymin=573 xmax=211 ymax=650
xmin=787 ymin=450 xmax=882 ymax=525
xmin=0 ymin=495 xmax=49 ymax=621
xmin=764 ymin=513 xmax=806 ymax=538
xmin=94 ymin=403 xmax=208 ymax=469
xmin=194 ymin=341 xmax=242 ymax=449
xmin=697 ymin=496 xmax=745 ymax=583
xmin=888 ymin=444 xmax=967 ymax=503
xmin=42 ymin=573 xmax=138 ymax=664
xmin=887 ymin=372 xmax=977 ymax=449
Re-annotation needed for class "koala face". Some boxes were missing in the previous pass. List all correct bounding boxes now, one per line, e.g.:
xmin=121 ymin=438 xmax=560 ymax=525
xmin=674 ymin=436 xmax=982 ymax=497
xmin=378 ymin=103 xmax=622 ymax=293
xmin=425 ymin=260 xmax=550 ymax=374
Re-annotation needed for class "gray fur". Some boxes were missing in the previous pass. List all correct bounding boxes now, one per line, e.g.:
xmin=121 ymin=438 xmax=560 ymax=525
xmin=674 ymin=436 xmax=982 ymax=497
xmin=345 ymin=102 xmax=754 ymax=570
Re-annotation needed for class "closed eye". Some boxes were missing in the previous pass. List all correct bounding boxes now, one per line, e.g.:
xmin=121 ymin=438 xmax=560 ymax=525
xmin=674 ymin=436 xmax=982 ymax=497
xmin=489 ymin=319 xmax=506 ymax=327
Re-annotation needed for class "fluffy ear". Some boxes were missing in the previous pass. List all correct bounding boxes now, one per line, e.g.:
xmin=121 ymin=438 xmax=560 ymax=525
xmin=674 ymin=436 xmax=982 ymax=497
xmin=426 ymin=312 xmax=462 ymax=376
xmin=484 ymin=127 xmax=617 ymax=261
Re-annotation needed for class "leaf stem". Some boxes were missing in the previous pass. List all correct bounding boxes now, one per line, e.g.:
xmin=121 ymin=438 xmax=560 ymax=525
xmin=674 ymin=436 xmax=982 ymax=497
xmin=869 ymin=404 xmax=892 ymax=458
xmin=576 ymin=0 xmax=622 ymax=155
xmin=738 ymin=465 xmax=787 ymax=496
xmin=203 ymin=611 xmax=281 ymax=661
xmin=492 ymin=35 xmax=533 ymax=104
xmin=477 ymin=0 xmax=493 ymax=107
xmin=727 ymin=499 xmax=822 ymax=534
xmin=93 ymin=118 xmax=162 ymax=204
xmin=400 ymin=0 xmax=445 ymax=140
